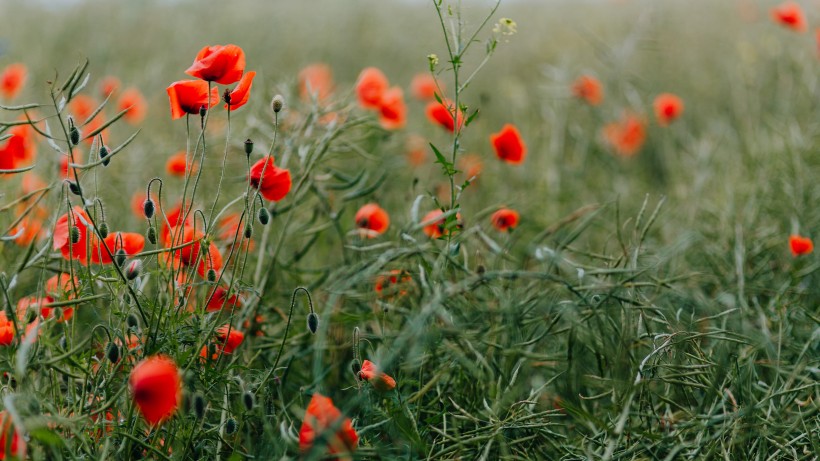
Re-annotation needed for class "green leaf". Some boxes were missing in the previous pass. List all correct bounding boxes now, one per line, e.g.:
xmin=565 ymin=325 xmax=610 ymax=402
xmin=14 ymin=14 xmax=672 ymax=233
xmin=465 ymin=108 xmax=480 ymax=127
xmin=430 ymin=143 xmax=456 ymax=176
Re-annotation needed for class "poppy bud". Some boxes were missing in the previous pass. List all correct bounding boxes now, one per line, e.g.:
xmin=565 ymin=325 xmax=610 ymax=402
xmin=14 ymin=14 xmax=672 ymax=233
xmin=68 ymin=181 xmax=82 ymax=196
xmin=99 ymin=144 xmax=110 ymax=166
xmin=242 ymin=391 xmax=255 ymax=411
xmin=126 ymin=313 xmax=140 ymax=332
xmin=70 ymin=226 xmax=81 ymax=244
xmin=258 ymin=207 xmax=270 ymax=225
xmin=351 ymin=359 xmax=361 ymax=375
xmin=199 ymin=105 xmax=207 ymax=118
xmin=114 ymin=249 xmax=127 ymax=268
xmin=244 ymin=222 xmax=252 ymax=239
xmin=244 ymin=139 xmax=253 ymax=156
xmin=105 ymin=342 xmax=120 ymax=363
xmin=126 ymin=260 xmax=142 ymax=280
xmin=222 ymin=88 xmax=231 ymax=105
xmin=68 ymin=116 xmax=81 ymax=145
xmin=98 ymin=221 xmax=109 ymax=239
xmin=206 ymin=268 xmax=217 ymax=283
xmin=147 ymin=225 xmax=157 ymax=245
xmin=143 ymin=199 xmax=155 ymax=219
xmin=193 ymin=393 xmax=206 ymax=420
xmin=271 ymin=95 xmax=284 ymax=113
xmin=307 ymin=312 xmax=319 ymax=334
xmin=225 ymin=417 xmax=237 ymax=435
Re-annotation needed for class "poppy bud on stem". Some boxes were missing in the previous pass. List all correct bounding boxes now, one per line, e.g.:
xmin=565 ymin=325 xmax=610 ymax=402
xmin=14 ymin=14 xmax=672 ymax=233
xmin=68 ymin=116 xmax=80 ymax=146
xmin=258 ymin=207 xmax=270 ymax=225
xmin=271 ymin=95 xmax=284 ymax=114
xmin=244 ymin=139 xmax=253 ymax=157
xmin=99 ymin=135 xmax=110 ymax=166
xmin=147 ymin=225 xmax=157 ymax=245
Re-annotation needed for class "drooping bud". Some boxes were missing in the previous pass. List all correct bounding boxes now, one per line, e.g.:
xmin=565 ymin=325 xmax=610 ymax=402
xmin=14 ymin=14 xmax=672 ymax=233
xmin=98 ymin=221 xmax=109 ymax=239
xmin=351 ymin=359 xmax=361 ymax=375
xmin=114 ymin=248 xmax=127 ymax=268
xmin=99 ymin=144 xmax=110 ymax=166
xmin=244 ymin=139 xmax=253 ymax=156
xmin=271 ymin=95 xmax=284 ymax=113
xmin=125 ymin=260 xmax=142 ymax=280
xmin=307 ymin=312 xmax=319 ymax=334
xmin=105 ymin=342 xmax=120 ymax=363
xmin=206 ymin=268 xmax=217 ymax=283
xmin=193 ymin=393 xmax=206 ymax=420
xmin=199 ymin=105 xmax=207 ymax=118
xmin=242 ymin=391 xmax=255 ymax=411
xmin=143 ymin=199 xmax=155 ymax=219
xmin=68 ymin=181 xmax=82 ymax=196
xmin=225 ymin=418 xmax=237 ymax=435
xmin=146 ymin=225 xmax=157 ymax=244
xmin=126 ymin=313 xmax=140 ymax=332
xmin=68 ymin=116 xmax=80 ymax=145
xmin=243 ymin=222 xmax=252 ymax=239
xmin=70 ymin=226 xmax=81 ymax=244
xmin=258 ymin=207 xmax=270 ymax=225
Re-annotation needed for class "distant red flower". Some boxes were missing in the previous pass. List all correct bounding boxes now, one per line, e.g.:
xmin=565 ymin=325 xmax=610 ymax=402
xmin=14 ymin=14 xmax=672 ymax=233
xmin=421 ymin=210 xmax=462 ymax=238
xmin=224 ymin=71 xmax=255 ymax=110
xmin=358 ymin=360 xmax=397 ymax=391
xmin=10 ymin=215 xmax=44 ymax=246
xmin=129 ymin=355 xmax=181 ymax=425
xmin=299 ymin=393 xmax=358 ymax=457
xmin=571 ymin=75 xmax=604 ymax=106
xmin=378 ymin=86 xmax=407 ymax=130
xmin=771 ymin=1 xmax=806 ymax=32
xmin=206 ymin=286 xmax=242 ymax=312
xmin=789 ymin=234 xmax=813 ymax=256
xmin=458 ymin=153 xmax=483 ymax=181
xmin=160 ymin=203 xmax=192 ymax=246
xmin=355 ymin=203 xmax=390 ymax=237
xmin=491 ymin=208 xmax=520 ymax=232
xmin=200 ymin=325 xmax=245 ymax=360
xmin=99 ymin=76 xmax=121 ymax=98
xmin=410 ymin=73 xmax=440 ymax=101
xmin=299 ymin=63 xmax=335 ymax=103
xmin=53 ymin=206 xmax=92 ymax=263
xmin=374 ymin=269 xmax=412 ymax=297
xmin=602 ymin=112 xmax=646 ymax=157
xmin=426 ymin=99 xmax=463 ymax=132
xmin=166 ymin=80 xmax=219 ymax=120
xmin=490 ymin=124 xmax=527 ymax=164
xmin=131 ymin=191 xmax=147 ymax=219
xmin=175 ymin=225 xmax=223 ymax=279
xmin=0 ymin=123 xmax=37 ymax=171
xmin=70 ymin=94 xmax=97 ymax=121
xmin=0 ymin=312 xmax=14 ymax=346
xmin=90 ymin=232 xmax=145 ymax=265
xmin=118 ymin=87 xmax=147 ymax=124
xmin=0 ymin=410 xmax=26 ymax=459
xmin=185 ymin=44 xmax=246 ymax=85
xmin=166 ymin=151 xmax=191 ymax=177
xmin=356 ymin=67 xmax=389 ymax=109
xmin=0 ymin=63 xmax=27 ymax=99
xmin=249 ymin=157 xmax=292 ymax=202
xmin=653 ymin=93 xmax=684 ymax=126
xmin=405 ymin=134 xmax=427 ymax=167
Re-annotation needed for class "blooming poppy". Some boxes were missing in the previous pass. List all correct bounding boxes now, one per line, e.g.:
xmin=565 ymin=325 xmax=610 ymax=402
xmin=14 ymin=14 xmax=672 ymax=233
xmin=653 ymin=93 xmax=684 ymax=126
xmin=224 ymin=71 xmax=255 ymax=110
xmin=298 ymin=63 xmax=334 ymax=103
xmin=571 ymin=75 xmax=604 ymax=106
xmin=0 ymin=123 xmax=37 ymax=171
xmin=90 ymin=232 xmax=145 ymax=265
xmin=166 ymin=80 xmax=219 ymax=120
xmin=200 ymin=325 xmax=245 ymax=360
xmin=99 ymin=76 xmax=121 ymax=98
xmin=789 ymin=234 xmax=813 ymax=256
xmin=129 ymin=355 xmax=181 ymax=425
xmin=10 ymin=215 xmax=44 ymax=246
xmin=421 ymin=209 xmax=461 ymax=238
xmin=771 ymin=1 xmax=806 ymax=32
xmin=160 ymin=203 xmax=192 ymax=247
xmin=0 ymin=312 xmax=14 ymax=346
xmin=206 ymin=286 xmax=242 ymax=312
xmin=118 ymin=87 xmax=147 ymax=124
xmin=426 ymin=99 xmax=463 ymax=133
xmin=249 ymin=157 xmax=292 ymax=202
xmin=358 ymin=360 xmax=397 ymax=391
xmin=490 ymin=124 xmax=527 ymax=164
xmin=0 ymin=410 xmax=26 ymax=459
xmin=53 ymin=206 xmax=92 ymax=263
xmin=356 ymin=67 xmax=389 ymax=109
xmin=299 ymin=393 xmax=358 ymax=457
xmin=378 ymin=86 xmax=406 ymax=130
xmin=602 ymin=112 xmax=646 ymax=157
xmin=185 ymin=44 xmax=245 ymax=85
xmin=217 ymin=212 xmax=254 ymax=251
xmin=491 ymin=208 xmax=519 ymax=232
xmin=374 ymin=269 xmax=412 ymax=298
xmin=0 ymin=63 xmax=27 ymax=99
xmin=70 ymin=94 xmax=97 ymax=122
xmin=410 ymin=73 xmax=440 ymax=101
xmin=355 ymin=203 xmax=390 ymax=238
xmin=165 ymin=151 xmax=191 ymax=177
xmin=174 ymin=225 xmax=223 ymax=279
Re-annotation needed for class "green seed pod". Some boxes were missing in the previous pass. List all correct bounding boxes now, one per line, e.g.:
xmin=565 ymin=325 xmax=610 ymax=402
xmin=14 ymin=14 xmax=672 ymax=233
xmin=258 ymin=207 xmax=270 ymax=225
xmin=307 ymin=312 xmax=319 ymax=334
xmin=244 ymin=138 xmax=253 ymax=156
xmin=147 ymin=225 xmax=157 ymax=245
xmin=98 ymin=221 xmax=109 ymax=239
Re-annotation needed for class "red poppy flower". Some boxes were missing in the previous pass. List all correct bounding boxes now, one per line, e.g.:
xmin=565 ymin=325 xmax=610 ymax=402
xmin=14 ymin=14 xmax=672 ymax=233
xmin=185 ymin=44 xmax=246 ymax=85
xmin=299 ymin=63 xmax=334 ymax=103
xmin=571 ymin=75 xmax=604 ymax=106
xmin=491 ymin=208 xmax=519 ymax=232
xmin=410 ymin=73 xmax=440 ymax=101
xmin=421 ymin=210 xmax=462 ymax=238
xmin=206 ymin=286 xmax=242 ymax=312
xmin=0 ymin=312 xmax=14 ymax=346
xmin=378 ymin=86 xmax=406 ymax=130
xmin=118 ymin=87 xmax=147 ymax=124
xmin=374 ymin=270 xmax=412 ymax=297
xmin=160 ymin=203 xmax=192 ymax=247
xmin=99 ymin=76 xmax=121 ymax=98
xmin=789 ymin=234 xmax=813 ymax=256
xmin=426 ymin=99 xmax=463 ymax=132
xmin=771 ymin=1 xmax=806 ymax=32
xmin=0 ymin=63 xmax=27 ymax=99
xmin=355 ymin=203 xmax=390 ymax=237
xmin=602 ymin=112 xmax=646 ymax=157
xmin=490 ymin=124 xmax=527 ymax=165
xmin=0 ymin=410 xmax=26 ymax=459
xmin=53 ymin=206 xmax=92 ymax=263
xmin=166 ymin=151 xmax=191 ymax=177
xmin=356 ymin=67 xmax=389 ymax=109
xmin=217 ymin=213 xmax=254 ymax=251
xmin=299 ymin=393 xmax=358 ymax=457
xmin=129 ymin=355 xmax=182 ymax=425
xmin=70 ymin=94 xmax=97 ymax=122
xmin=166 ymin=80 xmax=219 ymax=120
xmin=358 ymin=360 xmax=397 ymax=391
xmin=653 ymin=93 xmax=684 ymax=126
xmin=200 ymin=325 xmax=245 ymax=360
xmin=224 ymin=71 xmax=255 ymax=110
xmin=90 ymin=232 xmax=145 ymax=265
xmin=175 ymin=225 xmax=223 ymax=279
xmin=0 ymin=123 xmax=37 ymax=171
xmin=10 ymin=216 xmax=44 ymax=246
xmin=249 ymin=157 xmax=292 ymax=202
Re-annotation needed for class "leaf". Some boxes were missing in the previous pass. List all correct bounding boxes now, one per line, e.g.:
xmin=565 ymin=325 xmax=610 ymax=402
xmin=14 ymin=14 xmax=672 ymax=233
xmin=465 ymin=108 xmax=480 ymax=127
xmin=430 ymin=143 xmax=456 ymax=176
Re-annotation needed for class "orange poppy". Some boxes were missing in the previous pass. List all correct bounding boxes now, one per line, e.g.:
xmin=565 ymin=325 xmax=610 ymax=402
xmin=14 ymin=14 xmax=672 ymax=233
xmin=358 ymin=360 xmax=397 ymax=391
xmin=571 ymin=75 xmax=604 ymax=106
xmin=490 ymin=208 xmax=519 ymax=232
xmin=298 ymin=63 xmax=335 ymax=103
xmin=410 ymin=73 xmax=440 ymax=101
xmin=69 ymin=94 xmax=97 ymax=122
xmin=602 ymin=112 xmax=646 ymax=157
xmin=99 ymin=76 xmax=121 ymax=98
xmin=0 ymin=410 xmax=26 ymax=459
xmin=299 ymin=393 xmax=358 ymax=458
xmin=355 ymin=203 xmax=390 ymax=237
xmin=224 ymin=71 xmax=255 ymax=110
xmin=356 ymin=67 xmax=389 ymax=109
xmin=90 ymin=232 xmax=145 ymax=265
xmin=118 ymin=87 xmax=147 ymax=124
xmin=421 ymin=209 xmax=461 ymax=238
xmin=206 ymin=286 xmax=242 ymax=313
xmin=165 ymin=151 xmax=191 ymax=177
xmin=789 ymin=234 xmax=813 ymax=256
xmin=653 ymin=93 xmax=684 ymax=126
xmin=10 ymin=216 xmax=44 ymax=246
xmin=490 ymin=124 xmax=527 ymax=165
xmin=185 ymin=44 xmax=246 ymax=85
xmin=771 ymin=1 xmax=806 ymax=32
xmin=249 ymin=157 xmax=292 ymax=202
xmin=53 ymin=206 xmax=92 ymax=263
xmin=129 ymin=355 xmax=182 ymax=425
xmin=0 ymin=63 xmax=27 ymax=99
xmin=378 ymin=86 xmax=406 ymax=130
xmin=426 ymin=99 xmax=463 ymax=133
xmin=166 ymin=80 xmax=219 ymax=120
xmin=0 ymin=312 xmax=15 ymax=346
xmin=200 ymin=325 xmax=245 ymax=360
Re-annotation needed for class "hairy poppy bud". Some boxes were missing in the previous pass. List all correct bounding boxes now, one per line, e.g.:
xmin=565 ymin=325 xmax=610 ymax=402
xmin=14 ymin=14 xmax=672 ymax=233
xmin=258 ymin=207 xmax=270 ymax=225
xmin=114 ymin=249 xmax=127 ymax=268
xmin=126 ymin=313 xmax=140 ymax=332
xmin=193 ymin=393 xmax=206 ymax=420
xmin=147 ymin=225 xmax=157 ymax=244
xmin=244 ymin=222 xmax=253 ymax=239
xmin=206 ymin=268 xmax=217 ymax=283
xmin=225 ymin=417 xmax=237 ymax=435
xmin=98 ymin=221 xmax=109 ymax=239
xmin=244 ymin=139 xmax=253 ymax=156
xmin=68 ymin=116 xmax=80 ymax=145
xmin=242 ymin=391 xmax=255 ymax=411
xmin=126 ymin=260 xmax=142 ymax=280
xmin=70 ymin=225 xmax=81 ymax=244
xmin=307 ymin=312 xmax=319 ymax=334
xmin=68 ymin=181 xmax=82 ymax=196
xmin=143 ymin=199 xmax=155 ymax=219
xmin=271 ymin=95 xmax=284 ymax=113
xmin=351 ymin=359 xmax=361 ymax=375
xmin=99 ymin=144 xmax=110 ymax=166
xmin=105 ymin=342 xmax=120 ymax=363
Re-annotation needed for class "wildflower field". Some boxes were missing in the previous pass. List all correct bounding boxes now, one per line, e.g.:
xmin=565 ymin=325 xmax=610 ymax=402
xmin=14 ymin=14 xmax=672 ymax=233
xmin=0 ymin=0 xmax=818 ymax=459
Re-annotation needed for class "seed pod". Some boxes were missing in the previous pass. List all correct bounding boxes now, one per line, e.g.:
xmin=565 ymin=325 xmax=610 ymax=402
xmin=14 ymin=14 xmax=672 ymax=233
xmin=206 ymin=268 xmax=217 ymax=283
xmin=307 ymin=312 xmax=319 ymax=334
xmin=114 ymin=249 xmax=127 ymax=268
xmin=193 ymin=393 xmax=206 ymax=420
xmin=225 ymin=418 xmax=237 ymax=435
xmin=105 ymin=342 xmax=120 ymax=363
xmin=271 ymin=95 xmax=284 ymax=113
xmin=258 ymin=207 xmax=270 ymax=225
xmin=99 ymin=144 xmax=110 ymax=166
xmin=98 ymin=221 xmax=109 ymax=239
xmin=70 ymin=226 xmax=81 ymax=244
xmin=68 ymin=181 xmax=82 ymax=196
xmin=351 ymin=359 xmax=361 ymax=375
xmin=146 ymin=225 xmax=157 ymax=244
xmin=242 ymin=391 xmax=255 ymax=411
xmin=126 ymin=313 xmax=140 ymax=332
xmin=143 ymin=199 xmax=155 ymax=219
xmin=243 ymin=222 xmax=252 ymax=239
xmin=125 ymin=260 xmax=142 ymax=280
xmin=244 ymin=138 xmax=253 ymax=156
